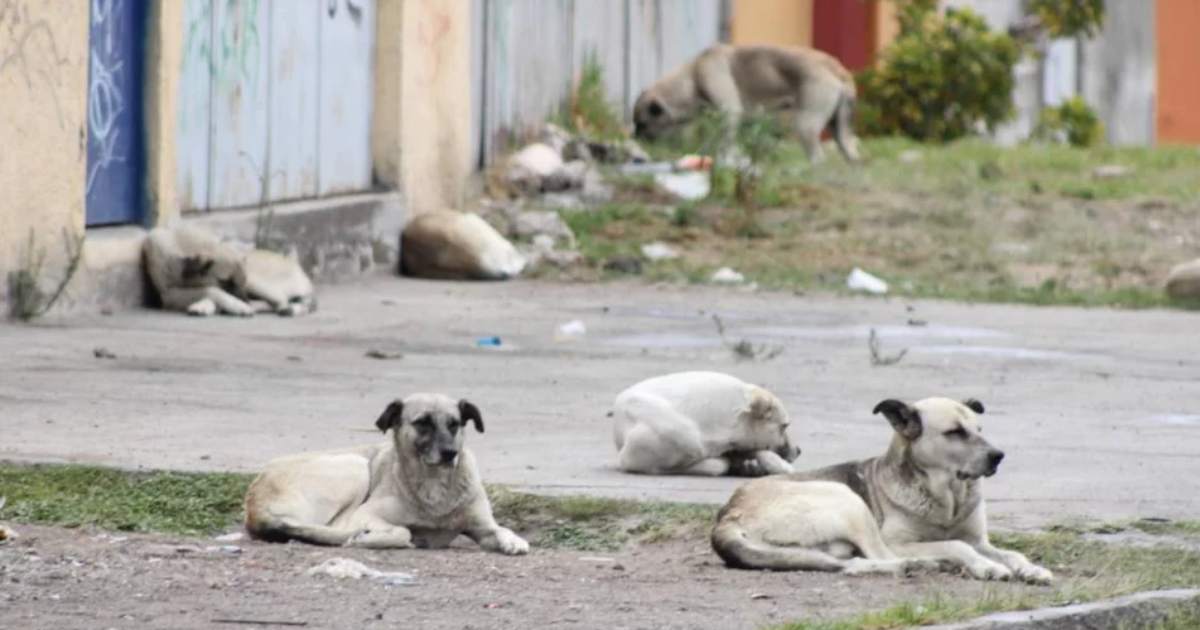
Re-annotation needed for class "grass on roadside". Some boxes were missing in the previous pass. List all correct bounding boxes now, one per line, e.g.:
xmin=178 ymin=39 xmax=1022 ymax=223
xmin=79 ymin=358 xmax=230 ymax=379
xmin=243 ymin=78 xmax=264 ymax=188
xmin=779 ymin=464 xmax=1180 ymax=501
xmin=0 ymin=463 xmax=251 ymax=536
xmin=546 ymin=137 xmax=1200 ymax=310
xmin=773 ymin=528 xmax=1200 ymax=629
xmin=0 ymin=462 xmax=714 ymax=548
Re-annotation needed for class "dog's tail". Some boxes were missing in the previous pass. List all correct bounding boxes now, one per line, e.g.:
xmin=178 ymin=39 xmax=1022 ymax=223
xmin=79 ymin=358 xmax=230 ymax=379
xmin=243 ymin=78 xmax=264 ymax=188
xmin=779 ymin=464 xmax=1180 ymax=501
xmin=711 ymin=516 xmax=846 ymax=571
xmin=830 ymin=90 xmax=864 ymax=164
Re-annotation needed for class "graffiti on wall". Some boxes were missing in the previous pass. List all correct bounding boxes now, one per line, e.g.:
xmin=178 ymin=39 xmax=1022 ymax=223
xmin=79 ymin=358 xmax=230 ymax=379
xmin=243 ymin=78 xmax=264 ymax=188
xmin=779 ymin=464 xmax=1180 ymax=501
xmin=181 ymin=0 xmax=262 ymax=97
xmin=0 ymin=0 xmax=70 ymax=128
xmin=86 ymin=0 xmax=125 ymax=196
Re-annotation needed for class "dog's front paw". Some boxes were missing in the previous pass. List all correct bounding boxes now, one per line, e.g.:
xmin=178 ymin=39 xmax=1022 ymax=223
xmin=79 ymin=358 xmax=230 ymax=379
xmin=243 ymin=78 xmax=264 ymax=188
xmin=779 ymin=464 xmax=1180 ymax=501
xmin=966 ymin=559 xmax=1013 ymax=582
xmin=492 ymin=528 xmax=529 ymax=556
xmin=187 ymin=299 xmax=217 ymax=317
xmin=1015 ymin=563 xmax=1053 ymax=585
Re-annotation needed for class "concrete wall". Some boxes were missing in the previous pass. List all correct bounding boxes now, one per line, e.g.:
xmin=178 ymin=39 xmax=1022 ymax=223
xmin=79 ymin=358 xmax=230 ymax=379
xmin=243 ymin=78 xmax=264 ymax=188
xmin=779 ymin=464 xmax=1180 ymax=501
xmin=374 ymin=0 xmax=472 ymax=215
xmin=0 ymin=0 xmax=89 ymax=315
xmin=730 ymin=0 xmax=813 ymax=47
xmin=1080 ymin=1 xmax=1156 ymax=145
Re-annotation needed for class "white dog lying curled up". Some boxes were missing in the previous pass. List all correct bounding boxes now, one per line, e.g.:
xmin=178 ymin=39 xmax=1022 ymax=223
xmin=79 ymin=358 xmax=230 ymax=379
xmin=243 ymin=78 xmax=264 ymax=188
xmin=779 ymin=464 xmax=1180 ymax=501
xmin=610 ymin=371 xmax=800 ymax=476
xmin=400 ymin=211 xmax=526 ymax=281
xmin=143 ymin=226 xmax=315 ymax=317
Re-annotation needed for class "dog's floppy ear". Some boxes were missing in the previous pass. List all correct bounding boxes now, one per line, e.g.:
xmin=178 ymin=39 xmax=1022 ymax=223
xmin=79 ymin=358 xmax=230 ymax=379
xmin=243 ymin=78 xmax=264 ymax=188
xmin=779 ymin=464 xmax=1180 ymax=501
xmin=375 ymin=400 xmax=404 ymax=433
xmin=963 ymin=398 xmax=985 ymax=415
xmin=458 ymin=399 xmax=484 ymax=433
xmin=873 ymin=399 xmax=922 ymax=440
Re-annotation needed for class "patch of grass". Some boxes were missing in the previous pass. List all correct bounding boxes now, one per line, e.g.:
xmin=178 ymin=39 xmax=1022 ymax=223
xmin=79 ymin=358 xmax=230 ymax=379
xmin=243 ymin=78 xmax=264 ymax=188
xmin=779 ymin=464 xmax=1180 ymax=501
xmin=0 ymin=462 xmax=251 ymax=535
xmin=772 ymin=528 xmax=1200 ymax=630
xmin=1052 ymin=518 xmax=1200 ymax=539
xmin=554 ymin=54 xmax=625 ymax=142
xmin=487 ymin=485 xmax=715 ymax=551
xmin=0 ymin=462 xmax=716 ymax=551
xmin=568 ymin=135 xmax=1200 ymax=310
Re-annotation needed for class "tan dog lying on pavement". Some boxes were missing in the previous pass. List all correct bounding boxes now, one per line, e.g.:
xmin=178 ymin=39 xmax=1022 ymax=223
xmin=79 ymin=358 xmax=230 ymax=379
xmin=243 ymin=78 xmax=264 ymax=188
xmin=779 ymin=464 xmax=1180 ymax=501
xmin=144 ymin=226 xmax=315 ymax=317
xmin=712 ymin=397 xmax=1053 ymax=584
xmin=632 ymin=44 xmax=862 ymax=163
xmin=244 ymin=393 xmax=528 ymax=555
xmin=611 ymin=371 xmax=800 ymax=476
xmin=400 ymin=211 xmax=526 ymax=280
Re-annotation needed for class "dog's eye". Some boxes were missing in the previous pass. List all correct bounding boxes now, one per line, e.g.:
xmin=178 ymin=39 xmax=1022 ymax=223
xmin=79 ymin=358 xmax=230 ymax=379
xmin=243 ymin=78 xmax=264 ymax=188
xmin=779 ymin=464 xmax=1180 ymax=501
xmin=648 ymin=101 xmax=664 ymax=117
xmin=413 ymin=417 xmax=433 ymax=431
xmin=944 ymin=427 xmax=968 ymax=438
xmin=447 ymin=422 xmax=460 ymax=435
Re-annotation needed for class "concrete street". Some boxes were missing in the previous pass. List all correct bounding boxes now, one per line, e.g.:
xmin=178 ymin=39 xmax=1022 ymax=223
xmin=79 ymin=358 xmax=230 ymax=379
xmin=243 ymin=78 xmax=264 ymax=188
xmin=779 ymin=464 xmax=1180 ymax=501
xmin=2 ymin=276 xmax=1197 ymax=530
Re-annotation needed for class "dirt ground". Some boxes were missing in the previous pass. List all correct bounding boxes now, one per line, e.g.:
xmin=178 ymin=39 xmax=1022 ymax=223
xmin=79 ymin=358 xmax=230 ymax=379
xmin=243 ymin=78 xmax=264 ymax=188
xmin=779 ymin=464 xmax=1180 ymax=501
xmin=0 ymin=524 xmax=1047 ymax=630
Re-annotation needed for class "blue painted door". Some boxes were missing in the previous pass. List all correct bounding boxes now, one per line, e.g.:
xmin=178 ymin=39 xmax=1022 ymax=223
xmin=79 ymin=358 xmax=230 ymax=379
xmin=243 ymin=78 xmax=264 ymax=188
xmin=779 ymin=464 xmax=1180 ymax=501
xmin=85 ymin=0 xmax=146 ymax=226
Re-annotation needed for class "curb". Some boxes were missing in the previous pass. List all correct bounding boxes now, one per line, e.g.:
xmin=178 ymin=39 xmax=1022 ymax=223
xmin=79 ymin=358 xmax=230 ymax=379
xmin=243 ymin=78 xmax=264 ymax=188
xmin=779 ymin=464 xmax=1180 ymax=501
xmin=926 ymin=588 xmax=1200 ymax=629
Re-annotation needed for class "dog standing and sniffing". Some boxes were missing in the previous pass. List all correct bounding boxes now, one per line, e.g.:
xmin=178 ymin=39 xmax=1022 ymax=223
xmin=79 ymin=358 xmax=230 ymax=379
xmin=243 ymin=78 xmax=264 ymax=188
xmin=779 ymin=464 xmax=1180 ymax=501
xmin=244 ymin=393 xmax=528 ymax=555
xmin=712 ymin=397 xmax=1053 ymax=583
xmin=631 ymin=44 xmax=863 ymax=163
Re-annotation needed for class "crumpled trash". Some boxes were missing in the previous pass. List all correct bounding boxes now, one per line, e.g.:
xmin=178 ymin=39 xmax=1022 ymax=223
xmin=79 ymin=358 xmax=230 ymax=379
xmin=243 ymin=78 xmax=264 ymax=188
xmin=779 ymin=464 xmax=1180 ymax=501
xmin=654 ymin=172 xmax=710 ymax=201
xmin=554 ymin=320 xmax=587 ymax=342
xmin=204 ymin=545 xmax=243 ymax=555
xmin=1092 ymin=164 xmax=1132 ymax=179
xmin=476 ymin=336 xmax=503 ymax=348
xmin=619 ymin=162 xmax=673 ymax=175
xmin=710 ymin=267 xmax=745 ymax=284
xmin=846 ymin=268 xmax=889 ymax=295
xmin=675 ymin=154 xmax=713 ymax=171
xmin=641 ymin=242 xmax=679 ymax=261
xmin=306 ymin=557 xmax=416 ymax=586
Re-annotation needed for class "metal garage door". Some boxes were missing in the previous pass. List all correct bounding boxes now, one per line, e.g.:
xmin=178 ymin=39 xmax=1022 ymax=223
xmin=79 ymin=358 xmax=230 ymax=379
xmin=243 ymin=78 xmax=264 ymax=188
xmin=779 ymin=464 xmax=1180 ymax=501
xmin=177 ymin=0 xmax=375 ymax=212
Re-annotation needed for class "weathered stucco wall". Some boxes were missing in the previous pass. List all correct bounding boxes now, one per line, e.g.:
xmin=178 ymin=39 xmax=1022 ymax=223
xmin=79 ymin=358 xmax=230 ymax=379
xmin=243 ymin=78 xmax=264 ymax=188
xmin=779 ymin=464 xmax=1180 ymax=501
xmin=0 ymin=1 xmax=90 ymax=293
xmin=374 ymin=0 xmax=471 ymax=215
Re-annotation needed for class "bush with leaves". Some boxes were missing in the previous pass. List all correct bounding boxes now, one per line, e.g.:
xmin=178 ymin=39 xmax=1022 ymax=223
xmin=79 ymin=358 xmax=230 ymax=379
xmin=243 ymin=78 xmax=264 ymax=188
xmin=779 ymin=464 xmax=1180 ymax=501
xmin=1028 ymin=0 xmax=1105 ymax=38
xmin=857 ymin=5 xmax=1020 ymax=142
xmin=1032 ymin=97 xmax=1104 ymax=147
xmin=556 ymin=54 xmax=626 ymax=142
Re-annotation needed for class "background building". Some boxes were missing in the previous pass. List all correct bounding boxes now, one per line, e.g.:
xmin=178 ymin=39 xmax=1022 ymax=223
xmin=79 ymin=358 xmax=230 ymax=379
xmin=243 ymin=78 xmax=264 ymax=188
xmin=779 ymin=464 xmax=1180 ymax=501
xmin=1 ymin=0 xmax=1196 ymax=316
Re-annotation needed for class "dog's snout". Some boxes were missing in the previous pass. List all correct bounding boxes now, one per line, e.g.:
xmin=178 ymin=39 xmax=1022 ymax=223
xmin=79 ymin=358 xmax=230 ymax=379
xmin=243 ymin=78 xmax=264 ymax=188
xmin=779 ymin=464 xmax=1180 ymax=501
xmin=987 ymin=450 xmax=1005 ymax=468
xmin=440 ymin=448 xmax=459 ymax=463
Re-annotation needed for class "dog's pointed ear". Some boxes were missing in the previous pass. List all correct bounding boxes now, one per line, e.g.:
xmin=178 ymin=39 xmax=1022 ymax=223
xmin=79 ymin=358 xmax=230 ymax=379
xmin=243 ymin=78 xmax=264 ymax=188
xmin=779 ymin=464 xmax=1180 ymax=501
xmin=873 ymin=399 xmax=922 ymax=440
xmin=375 ymin=400 xmax=404 ymax=433
xmin=963 ymin=398 xmax=985 ymax=415
xmin=459 ymin=399 xmax=484 ymax=433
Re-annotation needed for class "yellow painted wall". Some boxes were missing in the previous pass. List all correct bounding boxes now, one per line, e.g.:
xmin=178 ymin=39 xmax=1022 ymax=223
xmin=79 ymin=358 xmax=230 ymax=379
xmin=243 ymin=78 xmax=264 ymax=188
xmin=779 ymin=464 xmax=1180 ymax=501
xmin=373 ymin=0 xmax=472 ymax=215
xmin=731 ymin=0 xmax=814 ymax=47
xmin=0 ymin=1 xmax=90 ymax=284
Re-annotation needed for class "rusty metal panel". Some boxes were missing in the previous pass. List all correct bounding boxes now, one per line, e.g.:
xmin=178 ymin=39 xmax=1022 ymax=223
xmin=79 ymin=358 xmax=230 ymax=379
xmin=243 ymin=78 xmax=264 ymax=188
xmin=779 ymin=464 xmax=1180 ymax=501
xmin=573 ymin=1 xmax=628 ymax=113
xmin=317 ymin=0 xmax=375 ymax=195
xmin=268 ymin=1 xmax=319 ymax=200
xmin=482 ymin=0 xmax=574 ymax=159
xmin=178 ymin=0 xmax=213 ymax=211
xmin=208 ymin=0 xmax=270 ymax=208
xmin=657 ymin=0 xmax=720 ymax=76
xmin=625 ymin=0 xmax=663 ymax=114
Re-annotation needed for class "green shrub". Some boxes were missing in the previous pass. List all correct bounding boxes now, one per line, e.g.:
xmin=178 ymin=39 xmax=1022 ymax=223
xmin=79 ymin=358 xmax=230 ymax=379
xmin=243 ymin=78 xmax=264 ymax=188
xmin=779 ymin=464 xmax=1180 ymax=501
xmin=1032 ymin=97 xmax=1104 ymax=147
xmin=556 ymin=53 xmax=625 ymax=141
xmin=857 ymin=5 xmax=1021 ymax=142
xmin=1028 ymin=0 xmax=1105 ymax=38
